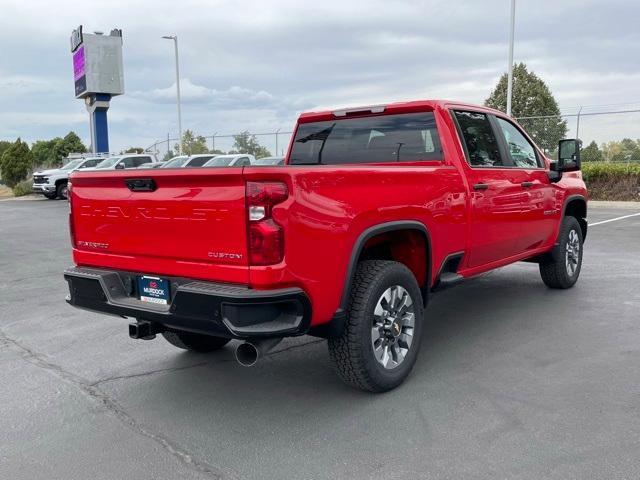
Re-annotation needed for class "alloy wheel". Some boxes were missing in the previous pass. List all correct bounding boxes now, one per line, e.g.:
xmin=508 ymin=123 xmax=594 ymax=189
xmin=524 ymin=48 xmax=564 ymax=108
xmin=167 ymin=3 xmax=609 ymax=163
xmin=371 ymin=285 xmax=415 ymax=369
xmin=565 ymin=229 xmax=580 ymax=277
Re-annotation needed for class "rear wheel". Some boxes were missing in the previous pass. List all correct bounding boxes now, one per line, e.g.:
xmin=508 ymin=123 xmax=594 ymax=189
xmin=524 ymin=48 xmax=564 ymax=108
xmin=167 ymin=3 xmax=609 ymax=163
xmin=56 ymin=182 xmax=68 ymax=200
xmin=328 ymin=260 xmax=424 ymax=392
xmin=162 ymin=330 xmax=231 ymax=353
xmin=539 ymin=216 xmax=583 ymax=289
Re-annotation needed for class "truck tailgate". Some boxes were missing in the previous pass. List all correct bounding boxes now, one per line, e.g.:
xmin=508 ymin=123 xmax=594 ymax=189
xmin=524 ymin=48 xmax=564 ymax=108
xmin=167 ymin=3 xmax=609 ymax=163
xmin=69 ymin=169 xmax=249 ymax=283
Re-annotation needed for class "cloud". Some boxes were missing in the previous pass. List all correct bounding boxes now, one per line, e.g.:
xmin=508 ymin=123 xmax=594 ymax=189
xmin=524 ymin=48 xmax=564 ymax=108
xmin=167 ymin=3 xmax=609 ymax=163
xmin=133 ymin=79 xmax=276 ymax=108
xmin=0 ymin=0 xmax=639 ymax=149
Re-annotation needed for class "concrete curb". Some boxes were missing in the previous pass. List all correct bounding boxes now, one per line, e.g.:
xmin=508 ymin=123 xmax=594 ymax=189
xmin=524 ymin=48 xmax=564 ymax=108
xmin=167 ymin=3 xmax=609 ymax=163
xmin=589 ymin=200 xmax=640 ymax=209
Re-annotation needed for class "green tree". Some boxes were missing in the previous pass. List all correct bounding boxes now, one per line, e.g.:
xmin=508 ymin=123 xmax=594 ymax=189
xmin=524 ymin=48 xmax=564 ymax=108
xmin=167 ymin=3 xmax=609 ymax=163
xmin=0 ymin=138 xmax=34 ymax=187
xmin=485 ymin=63 xmax=567 ymax=152
xmin=178 ymin=130 xmax=210 ymax=155
xmin=52 ymin=132 xmax=87 ymax=165
xmin=0 ymin=140 xmax=11 ymax=159
xmin=601 ymin=141 xmax=621 ymax=162
xmin=619 ymin=138 xmax=640 ymax=161
xmin=31 ymin=138 xmax=61 ymax=167
xmin=581 ymin=141 xmax=603 ymax=162
xmin=162 ymin=149 xmax=176 ymax=161
xmin=231 ymin=131 xmax=271 ymax=158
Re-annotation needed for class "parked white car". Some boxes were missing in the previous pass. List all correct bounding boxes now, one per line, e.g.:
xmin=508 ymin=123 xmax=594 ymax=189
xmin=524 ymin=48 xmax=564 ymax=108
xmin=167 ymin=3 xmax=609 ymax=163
xmin=161 ymin=154 xmax=218 ymax=168
xmin=254 ymin=156 xmax=285 ymax=166
xmin=32 ymin=156 xmax=104 ymax=200
xmin=203 ymin=154 xmax=255 ymax=167
xmin=89 ymin=154 xmax=157 ymax=171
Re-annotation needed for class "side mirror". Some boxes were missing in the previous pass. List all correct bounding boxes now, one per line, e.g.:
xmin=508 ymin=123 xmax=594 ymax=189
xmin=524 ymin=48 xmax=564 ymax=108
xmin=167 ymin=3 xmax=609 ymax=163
xmin=115 ymin=163 xmax=125 ymax=170
xmin=557 ymin=139 xmax=581 ymax=172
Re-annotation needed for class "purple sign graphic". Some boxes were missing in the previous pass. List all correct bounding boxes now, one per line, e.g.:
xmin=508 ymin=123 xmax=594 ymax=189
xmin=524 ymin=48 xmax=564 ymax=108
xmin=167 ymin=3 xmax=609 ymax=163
xmin=73 ymin=46 xmax=85 ymax=81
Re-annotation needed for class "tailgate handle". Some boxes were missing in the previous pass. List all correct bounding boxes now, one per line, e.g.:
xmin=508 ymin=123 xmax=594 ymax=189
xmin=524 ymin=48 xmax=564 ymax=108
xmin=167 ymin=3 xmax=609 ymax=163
xmin=125 ymin=178 xmax=156 ymax=192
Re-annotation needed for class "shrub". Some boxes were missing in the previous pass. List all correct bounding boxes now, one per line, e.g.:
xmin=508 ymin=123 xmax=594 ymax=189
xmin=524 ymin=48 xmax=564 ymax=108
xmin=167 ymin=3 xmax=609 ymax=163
xmin=0 ymin=138 xmax=33 ymax=187
xmin=582 ymin=162 xmax=640 ymax=201
xmin=12 ymin=179 xmax=33 ymax=197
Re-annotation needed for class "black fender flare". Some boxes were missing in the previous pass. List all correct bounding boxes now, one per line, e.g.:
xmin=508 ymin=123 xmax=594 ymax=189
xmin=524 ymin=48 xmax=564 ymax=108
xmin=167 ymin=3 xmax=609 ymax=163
xmin=562 ymin=194 xmax=588 ymax=241
xmin=310 ymin=220 xmax=432 ymax=339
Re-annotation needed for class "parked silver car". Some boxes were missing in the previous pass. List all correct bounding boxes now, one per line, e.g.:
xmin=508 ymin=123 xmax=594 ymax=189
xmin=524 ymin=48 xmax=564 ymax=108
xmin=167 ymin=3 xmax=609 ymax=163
xmin=161 ymin=154 xmax=218 ymax=168
xmin=202 ymin=154 xmax=255 ymax=167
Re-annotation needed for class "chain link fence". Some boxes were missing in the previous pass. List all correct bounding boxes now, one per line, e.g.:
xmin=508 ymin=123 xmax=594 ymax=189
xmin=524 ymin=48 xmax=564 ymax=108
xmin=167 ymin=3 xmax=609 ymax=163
xmin=146 ymin=108 xmax=640 ymax=161
xmin=516 ymin=108 xmax=640 ymax=160
xmin=146 ymin=131 xmax=293 ymax=159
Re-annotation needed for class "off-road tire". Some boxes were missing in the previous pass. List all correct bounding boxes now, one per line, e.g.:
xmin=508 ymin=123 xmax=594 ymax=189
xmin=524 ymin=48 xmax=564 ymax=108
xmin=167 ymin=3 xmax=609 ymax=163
xmin=539 ymin=216 xmax=583 ymax=289
xmin=162 ymin=330 xmax=231 ymax=352
xmin=44 ymin=193 xmax=57 ymax=200
xmin=328 ymin=260 xmax=424 ymax=392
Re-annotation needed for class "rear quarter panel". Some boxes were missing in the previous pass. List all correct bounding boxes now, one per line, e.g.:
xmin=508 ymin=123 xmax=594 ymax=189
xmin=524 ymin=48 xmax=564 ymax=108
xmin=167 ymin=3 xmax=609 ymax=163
xmin=244 ymin=163 xmax=467 ymax=326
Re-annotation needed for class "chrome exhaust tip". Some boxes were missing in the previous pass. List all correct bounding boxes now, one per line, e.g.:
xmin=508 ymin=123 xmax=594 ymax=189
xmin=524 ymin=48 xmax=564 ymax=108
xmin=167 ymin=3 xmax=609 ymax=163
xmin=234 ymin=338 xmax=283 ymax=367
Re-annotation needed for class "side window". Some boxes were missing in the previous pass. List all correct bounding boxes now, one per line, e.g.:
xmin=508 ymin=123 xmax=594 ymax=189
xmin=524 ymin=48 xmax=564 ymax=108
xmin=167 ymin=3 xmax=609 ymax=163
xmin=241 ymin=157 xmax=251 ymax=166
xmin=120 ymin=157 xmax=136 ymax=168
xmin=188 ymin=156 xmax=212 ymax=167
xmin=84 ymin=159 xmax=99 ymax=168
xmin=134 ymin=157 xmax=152 ymax=167
xmin=495 ymin=118 xmax=540 ymax=168
xmin=453 ymin=111 xmax=503 ymax=167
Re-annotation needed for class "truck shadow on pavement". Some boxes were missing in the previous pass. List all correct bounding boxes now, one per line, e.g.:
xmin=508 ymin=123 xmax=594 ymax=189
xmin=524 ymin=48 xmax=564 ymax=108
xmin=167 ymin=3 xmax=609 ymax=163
xmin=101 ymin=263 xmax=576 ymax=407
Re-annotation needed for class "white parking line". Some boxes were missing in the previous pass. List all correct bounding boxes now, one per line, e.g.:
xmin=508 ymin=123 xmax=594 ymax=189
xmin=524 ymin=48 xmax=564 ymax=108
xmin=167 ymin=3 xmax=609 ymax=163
xmin=590 ymin=212 xmax=640 ymax=226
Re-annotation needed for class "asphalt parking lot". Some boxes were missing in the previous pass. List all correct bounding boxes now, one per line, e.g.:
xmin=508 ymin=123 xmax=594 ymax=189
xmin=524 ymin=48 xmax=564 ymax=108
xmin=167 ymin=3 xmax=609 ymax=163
xmin=1 ymin=197 xmax=639 ymax=480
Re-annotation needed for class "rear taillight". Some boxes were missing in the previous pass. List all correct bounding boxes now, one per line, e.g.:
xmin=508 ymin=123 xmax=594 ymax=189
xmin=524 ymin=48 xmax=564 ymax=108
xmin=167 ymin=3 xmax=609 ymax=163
xmin=68 ymin=212 xmax=76 ymax=248
xmin=246 ymin=181 xmax=288 ymax=265
xmin=68 ymin=181 xmax=75 ymax=247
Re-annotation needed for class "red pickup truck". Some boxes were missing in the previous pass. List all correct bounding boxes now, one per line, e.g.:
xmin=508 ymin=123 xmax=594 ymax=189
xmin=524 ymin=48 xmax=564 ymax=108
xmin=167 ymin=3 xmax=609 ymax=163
xmin=65 ymin=100 xmax=587 ymax=392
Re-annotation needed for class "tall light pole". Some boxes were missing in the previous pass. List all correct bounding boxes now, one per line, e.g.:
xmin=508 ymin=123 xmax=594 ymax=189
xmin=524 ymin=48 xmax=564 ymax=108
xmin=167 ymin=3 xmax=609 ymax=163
xmin=162 ymin=35 xmax=183 ymax=154
xmin=506 ymin=0 xmax=516 ymax=117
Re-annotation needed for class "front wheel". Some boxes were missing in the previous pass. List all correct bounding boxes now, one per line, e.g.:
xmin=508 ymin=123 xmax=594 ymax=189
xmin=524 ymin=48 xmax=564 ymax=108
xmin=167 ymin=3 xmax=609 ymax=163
xmin=56 ymin=183 xmax=68 ymax=200
xmin=539 ymin=216 xmax=584 ymax=289
xmin=44 ymin=192 xmax=57 ymax=200
xmin=328 ymin=260 xmax=424 ymax=392
xmin=162 ymin=329 xmax=231 ymax=352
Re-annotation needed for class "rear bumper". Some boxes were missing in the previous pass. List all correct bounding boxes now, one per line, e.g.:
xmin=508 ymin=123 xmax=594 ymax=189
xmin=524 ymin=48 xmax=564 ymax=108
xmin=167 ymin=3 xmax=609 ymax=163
xmin=64 ymin=266 xmax=312 ymax=339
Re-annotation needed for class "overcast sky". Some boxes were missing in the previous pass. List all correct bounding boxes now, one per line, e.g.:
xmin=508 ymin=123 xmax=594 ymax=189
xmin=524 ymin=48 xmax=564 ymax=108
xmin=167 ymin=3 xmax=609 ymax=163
xmin=1 ymin=0 xmax=639 ymax=154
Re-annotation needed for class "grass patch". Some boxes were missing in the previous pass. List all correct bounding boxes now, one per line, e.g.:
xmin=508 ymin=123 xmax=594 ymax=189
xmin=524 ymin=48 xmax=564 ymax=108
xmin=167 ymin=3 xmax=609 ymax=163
xmin=582 ymin=162 xmax=640 ymax=201
xmin=12 ymin=179 xmax=33 ymax=197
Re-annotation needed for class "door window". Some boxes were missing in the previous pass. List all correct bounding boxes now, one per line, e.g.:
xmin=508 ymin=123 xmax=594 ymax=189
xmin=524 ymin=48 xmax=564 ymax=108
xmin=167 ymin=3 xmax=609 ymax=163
xmin=453 ymin=111 xmax=503 ymax=167
xmin=187 ymin=156 xmax=213 ymax=167
xmin=134 ymin=157 xmax=152 ymax=167
xmin=495 ymin=117 xmax=540 ymax=168
xmin=80 ymin=159 xmax=99 ymax=168
xmin=120 ymin=157 xmax=136 ymax=168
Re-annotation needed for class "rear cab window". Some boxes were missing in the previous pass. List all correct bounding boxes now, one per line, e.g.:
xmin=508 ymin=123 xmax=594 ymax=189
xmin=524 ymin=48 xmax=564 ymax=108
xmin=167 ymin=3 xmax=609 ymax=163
xmin=289 ymin=112 xmax=442 ymax=165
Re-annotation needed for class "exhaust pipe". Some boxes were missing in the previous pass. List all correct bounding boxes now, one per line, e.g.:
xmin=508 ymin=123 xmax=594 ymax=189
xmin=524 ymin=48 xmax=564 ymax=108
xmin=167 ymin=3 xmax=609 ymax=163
xmin=235 ymin=338 xmax=283 ymax=367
